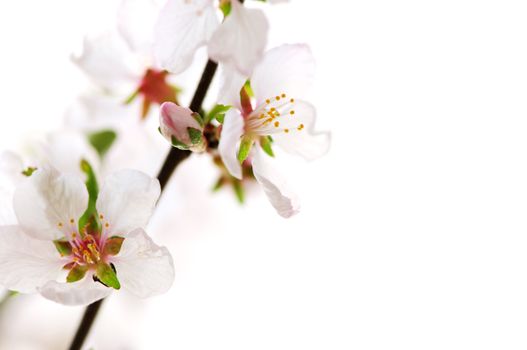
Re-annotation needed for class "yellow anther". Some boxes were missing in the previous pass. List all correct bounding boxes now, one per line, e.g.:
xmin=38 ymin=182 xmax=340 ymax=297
xmin=290 ymin=110 xmax=295 ymax=115
xmin=70 ymin=218 xmax=75 ymax=224
xmin=266 ymin=99 xmax=271 ymax=104
xmin=270 ymin=107 xmax=276 ymax=111
xmin=276 ymin=96 xmax=281 ymax=100
xmin=72 ymin=247 xmax=80 ymax=255
xmin=99 ymin=214 xmax=104 ymax=219
xmin=297 ymin=124 xmax=305 ymax=131
xmin=58 ymin=222 xmax=63 ymax=228
xmin=259 ymin=114 xmax=265 ymax=119
xmin=290 ymin=98 xmax=295 ymax=103
xmin=105 ymin=222 xmax=109 ymax=228
xmin=284 ymin=129 xmax=290 ymax=133
xmin=281 ymin=93 xmax=286 ymax=98
xmin=274 ymin=121 xmax=280 ymax=127
xmin=71 ymin=232 xmax=77 ymax=238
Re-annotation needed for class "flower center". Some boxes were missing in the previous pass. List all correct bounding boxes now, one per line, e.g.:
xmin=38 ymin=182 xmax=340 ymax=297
xmin=245 ymin=93 xmax=304 ymax=136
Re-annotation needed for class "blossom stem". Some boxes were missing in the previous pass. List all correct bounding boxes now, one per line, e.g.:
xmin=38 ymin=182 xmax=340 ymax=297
xmin=67 ymin=298 xmax=103 ymax=350
xmin=157 ymin=59 xmax=218 ymax=190
xmin=67 ymin=59 xmax=219 ymax=350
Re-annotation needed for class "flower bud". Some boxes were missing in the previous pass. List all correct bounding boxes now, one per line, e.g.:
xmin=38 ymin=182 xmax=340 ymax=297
xmin=159 ymin=102 xmax=206 ymax=152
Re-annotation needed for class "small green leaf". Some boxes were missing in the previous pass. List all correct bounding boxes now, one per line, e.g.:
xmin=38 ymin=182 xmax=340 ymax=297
xmin=53 ymin=240 xmax=73 ymax=257
xmin=78 ymin=159 xmax=100 ymax=235
xmin=192 ymin=112 xmax=204 ymax=127
xmin=95 ymin=263 xmax=121 ymax=290
xmin=237 ymin=137 xmax=253 ymax=163
xmin=232 ymin=179 xmax=245 ymax=204
xmin=21 ymin=166 xmax=37 ymax=177
xmin=187 ymin=127 xmax=203 ymax=145
xmin=259 ymin=136 xmax=274 ymax=157
xmin=171 ymin=135 xmax=189 ymax=150
xmin=66 ymin=264 xmax=89 ymax=283
xmin=88 ymin=130 xmax=117 ymax=158
xmin=104 ymin=236 xmax=125 ymax=256
xmin=206 ymin=104 xmax=231 ymax=124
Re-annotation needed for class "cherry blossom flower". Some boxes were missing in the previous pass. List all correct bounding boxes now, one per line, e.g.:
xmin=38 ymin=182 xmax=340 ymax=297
xmin=217 ymin=44 xmax=330 ymax=217
xmin=0 ymin=167 xmax=174 ymax=306
xmin=73 ymin=28 xmax=178 ymax=119
xmin=154 ymin=0 xmax=269 ymax=76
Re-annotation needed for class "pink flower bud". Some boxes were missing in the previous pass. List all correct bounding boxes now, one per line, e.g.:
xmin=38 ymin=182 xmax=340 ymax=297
xmin=159 ymin=102 xmax=206 ymax=152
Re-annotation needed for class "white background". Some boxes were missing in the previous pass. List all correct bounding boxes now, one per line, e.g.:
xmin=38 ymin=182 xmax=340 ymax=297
xmin=1 ymin=0 xmax=527 ymax=349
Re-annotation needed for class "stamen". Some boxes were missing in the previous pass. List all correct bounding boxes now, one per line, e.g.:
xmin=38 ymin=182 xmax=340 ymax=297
xmin=274 ymin=121 xmax=280 ymax=127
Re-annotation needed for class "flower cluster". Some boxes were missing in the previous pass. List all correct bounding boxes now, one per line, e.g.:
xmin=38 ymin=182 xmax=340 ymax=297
xmin=0 ymin=0 xmax=329 ymax=309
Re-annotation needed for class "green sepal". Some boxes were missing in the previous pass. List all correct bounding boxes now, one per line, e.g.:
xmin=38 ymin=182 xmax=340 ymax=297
xmin=259 ymin=136 xmax=274 ymax=157
xmin=88 ymin=130 xmax=117 ymax=158
xmin=232 ymin=179 xmax=245 ymax=204
xmin=191 ymin=112 xmax=204 ymax=127
xmin=212 ymin=177 xmax=225 ymax=192
xmin=237 ymin=137 xmax=253 ymax=163
xmin=66 ymin=264 xmax=89 ymax=283
xmin=53 ymin=240 xmax=73 ymax=257
xmin=95 ymin=263 xmax=121 ymax=290
xmin=206 ymin=104 xmax=231 ymax=124
xmin=220 ymin=1 xmax=231 ymax=17
xmin=104 ymin=236 xmax=125 ymax=256
xmin=187 ymin=127 xmax=203 ymax=145
xmin=243 ymin=80 xmax=254 ymax=98
xmin=78 ymin=159 xmax=100 ymax=235
xmin=124 ymin=89 xmax=139 ymax=104
xmin=171 ymin=136 xmax=189 ymax=150
xmin=21 ymin=166 xmax=37 ymax=177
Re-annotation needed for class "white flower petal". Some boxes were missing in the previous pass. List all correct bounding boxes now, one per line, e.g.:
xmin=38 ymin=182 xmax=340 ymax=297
xmin=251 ymin=148 xmax=300 ymax=218
xmin=32 ymin=130 xmax=100 ymax=180
xmin=96 ymin=170 xmax=160 ymax=236
xmin=0 ymin=226 xmax=64 ymax=293
xmin=272 ymin=100 xmax=331 ymax=160
xmin=251 ymin=44 xmax=315 ymax=104
xmin=0 ymin=152 xmax=24 ymax=225
xmin=72 ymin=31 xmax=142 ymax=92
xmin=39 ymin=276 xmax=112 ymax=306
xmin=208 ymin=0 xmax=268 ymax=76
xmin=218 ymin=109 xmax=244 ymax=179
xmin=117 ymin=0 xmax=165 ymax=59
xmin=217 ymin=63 xmax=246 ymax=109
xmin=13 ymin=167 xmax=89 ymax=241
xmin=154 ymin=0 xmax=219 ymax=74
xmin=112 ymin=228 xmax=174 ymax=298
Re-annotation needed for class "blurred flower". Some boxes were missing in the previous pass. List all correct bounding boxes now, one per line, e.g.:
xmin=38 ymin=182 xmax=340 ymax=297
xmin=154 ymin=0 xmax=269 ymax=76
xmin=159 ymin=102 xmax=206 ymax=152
xmin=217 ymin=44 xmax=330 ymax=217
xmin=0 ymin=167 xmax=174 ymax=306
xmin=73 ymin=28 xmax=178 ymax=119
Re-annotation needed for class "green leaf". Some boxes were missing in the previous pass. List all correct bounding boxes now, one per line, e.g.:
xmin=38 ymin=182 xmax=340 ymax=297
xmin=78 ymin=159 xmax=100 ymax=235
xmin=53 ymin=240 xmax=73 ymax=257
xmin=187 ymin=127 xmax=203 ymax=145
xmin=232 ymin=179 xmax=245 ymax=204
xmin=95 ymin=263 xmax=121 ymax=290
xmin=206 ymin=104 xmax=231 ymax=124
xmin=259 ymin=136 xmax=274 ymax=157
xmin=171 ymin=135 xmax=189 ymax=150
xmin=66 ymin=264 xmax=89 ymax=283
xmin=237 ymin=137 xmax=253 ymax=163
xmin=192 ymin=112 xmax=204 ymax=127
xmin=103 ymin=236 xmax=125 ymax=256
xmin=88 ymin=130 xmax=117 ymax=158
xmin=21 ymin=166 xmax=37 ymax=177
